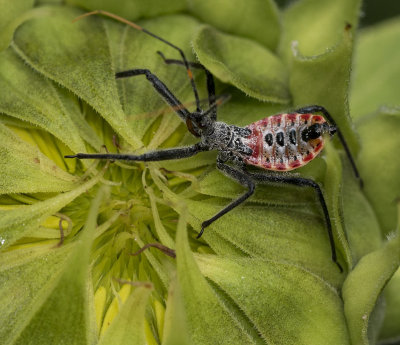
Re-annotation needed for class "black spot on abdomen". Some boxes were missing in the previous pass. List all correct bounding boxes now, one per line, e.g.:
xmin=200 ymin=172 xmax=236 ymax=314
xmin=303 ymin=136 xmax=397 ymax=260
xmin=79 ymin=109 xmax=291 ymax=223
xmin=265 ymin=133 xmax=273 ymax=146
xmin=276 ymin=132 xmax=284 ymax=146
xmin=289 ymin=129 xmax=296 ymax=145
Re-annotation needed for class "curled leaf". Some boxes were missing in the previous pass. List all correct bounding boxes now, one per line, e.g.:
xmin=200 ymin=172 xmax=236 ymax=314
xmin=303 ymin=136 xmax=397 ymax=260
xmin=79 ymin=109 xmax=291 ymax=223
xmin=193 ymin=25 xmax=290 ymax=103
xmin=342 ymin=234 xmax=400 ymax=345
xmin=351 ymin=17 xmax=400 ymax=118
xmin=197 ymin=255 xmax=350 ymax=345
xmin=187 ymin=0 xmax=280 ymax=50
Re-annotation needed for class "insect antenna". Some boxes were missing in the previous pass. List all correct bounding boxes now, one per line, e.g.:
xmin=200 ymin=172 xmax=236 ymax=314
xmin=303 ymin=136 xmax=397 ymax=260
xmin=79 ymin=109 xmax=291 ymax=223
xmin=157 ymin=51 xmax=217 ymax=120
xmin=202 ymin=93 xmax=231 ymax=118
xmin=73 ymin=10 xmax=202 ymax=112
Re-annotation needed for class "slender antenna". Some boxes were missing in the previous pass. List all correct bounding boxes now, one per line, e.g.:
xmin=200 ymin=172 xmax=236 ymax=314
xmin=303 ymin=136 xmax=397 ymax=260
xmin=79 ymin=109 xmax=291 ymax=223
xmin=157 ymin=51 xmax=217 ymax=120
xmin=73 ymin=10 xmax=202 ymax=111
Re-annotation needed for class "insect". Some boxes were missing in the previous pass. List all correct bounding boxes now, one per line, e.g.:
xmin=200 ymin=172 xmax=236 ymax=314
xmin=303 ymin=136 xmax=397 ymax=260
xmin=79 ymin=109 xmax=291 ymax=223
xmin=66 ymin=10 xmax=363 ymax=272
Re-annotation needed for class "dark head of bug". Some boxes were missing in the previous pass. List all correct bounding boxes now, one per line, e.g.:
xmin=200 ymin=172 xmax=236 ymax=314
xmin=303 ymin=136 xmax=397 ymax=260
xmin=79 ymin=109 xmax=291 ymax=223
xmin=301 ymin=122 xmax=337 ymax=141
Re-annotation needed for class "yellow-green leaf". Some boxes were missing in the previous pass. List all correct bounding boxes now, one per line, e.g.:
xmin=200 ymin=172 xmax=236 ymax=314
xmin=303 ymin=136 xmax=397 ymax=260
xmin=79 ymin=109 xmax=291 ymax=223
xmin=3 ymin=187 xmax=107 ymax=345
xmin=0 ymin=168 xmax=103 ymax=250
xmin=176 ymin=207 xmax=259 ymax=344
xmin=343 ymin=234 xmax=400 ymax=345
xmin=0 ymin=0 xmax=34 ymax=52
xmin=0 ymin=122 xmax=77 ymax=194
xmin=193 ymin=25 xmax=290 ymax=103
xmin=280 ymin=0 xmax=361 ymax=61
xmin=357 ymin=109 xmax=400 ymax=235
xmin=197 ymin=255 xmax=350 ymax=345
xmin=351 ymin=17 xmax=400 ymax=118
xmin=187 ymin=0 xmax=280 ymax=51
xmin=12 ymin=6 xmax=141 ymax=148
xmin=98 ymin=286 xmax=151 ymax=345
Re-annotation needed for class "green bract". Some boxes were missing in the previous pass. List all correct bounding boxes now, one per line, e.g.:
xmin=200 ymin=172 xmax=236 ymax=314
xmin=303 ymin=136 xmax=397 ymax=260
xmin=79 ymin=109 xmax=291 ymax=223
xmin=0 ymin=1 xmax=399 ymax=345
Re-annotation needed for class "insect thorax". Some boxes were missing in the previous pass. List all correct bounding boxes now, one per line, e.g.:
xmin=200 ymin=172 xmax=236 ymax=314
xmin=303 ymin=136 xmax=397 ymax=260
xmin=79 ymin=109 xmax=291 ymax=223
xmin=201 ymin=121 xmax=253 ymax=156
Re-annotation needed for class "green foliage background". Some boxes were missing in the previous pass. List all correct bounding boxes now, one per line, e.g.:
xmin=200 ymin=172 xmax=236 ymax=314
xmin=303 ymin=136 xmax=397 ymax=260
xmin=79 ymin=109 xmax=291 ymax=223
xmin=0 ymin=0 xmax=399 ymax=344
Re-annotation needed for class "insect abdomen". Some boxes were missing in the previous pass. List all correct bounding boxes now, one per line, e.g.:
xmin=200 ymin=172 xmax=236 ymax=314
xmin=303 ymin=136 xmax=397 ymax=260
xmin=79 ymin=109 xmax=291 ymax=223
xmin=243 ymin=113 xmax=326 ymax=171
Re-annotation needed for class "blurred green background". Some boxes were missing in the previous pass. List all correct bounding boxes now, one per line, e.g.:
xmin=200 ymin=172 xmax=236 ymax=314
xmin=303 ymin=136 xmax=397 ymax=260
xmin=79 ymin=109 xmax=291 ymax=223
xmin=275 ymin=0 xmax=400 ymax=26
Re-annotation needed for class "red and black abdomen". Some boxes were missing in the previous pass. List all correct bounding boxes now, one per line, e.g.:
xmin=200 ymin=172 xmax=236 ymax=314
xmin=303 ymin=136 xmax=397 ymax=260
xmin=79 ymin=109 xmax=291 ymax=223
xmin=242 ymin=113 xmax=326 ymax=171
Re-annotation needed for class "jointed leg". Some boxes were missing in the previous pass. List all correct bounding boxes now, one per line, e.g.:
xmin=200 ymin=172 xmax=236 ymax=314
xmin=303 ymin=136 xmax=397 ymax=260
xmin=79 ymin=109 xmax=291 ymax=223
xmin=245 ymin=170 xmax=343 ymax=272
xmin=197 ymin=161 xmax=255 ymax=238
xmin=157 ymin=51 xmax=217 ymax=120
xmin=65 ymin=143 xmax=207 ymax=161
xmin=116 ymin=68 xmax=191 ymax=122
xmin=296 ymin=105 xmax=362 ymax=187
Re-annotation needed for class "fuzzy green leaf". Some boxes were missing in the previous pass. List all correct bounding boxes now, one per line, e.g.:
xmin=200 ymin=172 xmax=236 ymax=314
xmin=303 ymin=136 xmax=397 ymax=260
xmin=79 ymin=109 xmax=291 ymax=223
xmin=357 ymin=109 xmax=400 ymax=235
xmin=12 ymin=6 xmax=141 ymax=148
xmin=280 ymin=0 xmax=361 ymax=62
xmin=176 ymin=208 xmax=259 ymax=344
xmin=197 ymin=255 xmax=350 ymax=345
xmin=0 ymin=0 xmax=34 ymax=52
xmin=193 ymin=25 xmax=290 ymax=103
xmin=98 ymin=286 xmax=151 ymax=345
xmin=379 ymin=267 xmax=400 ymax=342
xmin=0 ymin=48 xmax=100 ymax=152
xmin=185 ymin=193 xmax=344 ymax=287
xmin=161 ymin=278 xmax=191 ymax=345
xmin=341 ymin=154 xmax=382 ymax=263
xmin=187 ymin=0 xmax=280 ymax=51
xmin=342 ymin=234 xmax=400 ymax=345
xmin=2 ymin=187 xmax=106 ymax=345
xmin=196 ymin=168 xmax=317 ymax=207
xmin=351 ymin=17 xmax=400 ymax=118
xmin=289 ymin=27 xmax=360 ymax=155
xmin=217 ymin=87 xmax=288 ymax=126
xmin=0 ymin=243 xmax=77 ymax=345
xmin=0 ymin=168 xmax=103 ymax=250
xmin=322 ymin=140 xmax=351 ymax=269
xmin=0 ymin=122 xmax=77 ymax=194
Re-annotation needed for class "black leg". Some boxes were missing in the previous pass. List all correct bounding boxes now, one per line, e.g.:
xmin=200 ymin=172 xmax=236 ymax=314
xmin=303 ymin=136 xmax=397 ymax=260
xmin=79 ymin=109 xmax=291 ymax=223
xmin=245 ymin=171 xmax=343 ymax=272
xmin=157 ymin=51 xmax=217 ymax=121
xmin=197 ymin=161 xmax=255 ymax=238
xmin=65 ymin=143 xmax=207 ymax=161
xmin=296 ymin=105 xmax=362 ymax=187
xmin=115 ymin=68 xmax=192 ymax=123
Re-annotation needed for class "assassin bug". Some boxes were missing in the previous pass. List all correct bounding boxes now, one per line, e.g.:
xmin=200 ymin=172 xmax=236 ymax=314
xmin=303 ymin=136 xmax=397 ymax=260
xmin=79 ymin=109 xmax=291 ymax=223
xmin=66 ymin=10 xmax=363 ymax=272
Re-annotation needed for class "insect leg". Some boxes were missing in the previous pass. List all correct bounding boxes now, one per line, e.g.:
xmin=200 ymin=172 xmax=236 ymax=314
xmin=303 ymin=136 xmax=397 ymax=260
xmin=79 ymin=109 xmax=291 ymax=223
xmin=116 ymin=68 xmax=192 ymax=123
xmin=197 ymin=161 xmax=255 ymax=238
xmin=157 ymin=51 xmax=217 ymax=121
xmin=296 ymin=105 xmax=362 ymax=187
xmin=246 ymin=171 xmax=343 ymax=272
xmin=74 ymin=10 xmax=201 ymax=111
xmin=65 ymin=143 xmax=208 ymax=161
